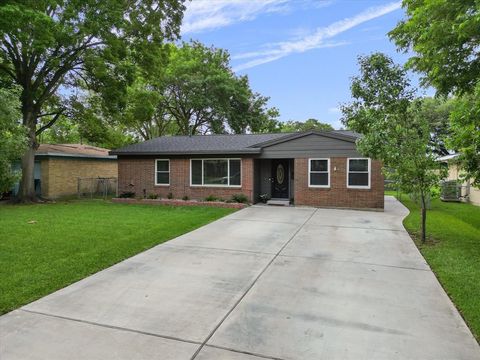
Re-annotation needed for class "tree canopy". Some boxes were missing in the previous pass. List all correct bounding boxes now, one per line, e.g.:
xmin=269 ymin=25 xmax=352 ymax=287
xmin=448 ymin=87 xmax=480 ymax=186
xmin=90 ymin=41 xmax=280 ymax=141
xmin=389 ymin=0 xmax=480 ymax=95
xmin=0 ymin=0 xmax=186 ymax=200
xmin=415 ymin=97 xmax=454 ymax=156
xmin=390 ymin=0 xmax=480 ymax=185
xmin=0 ymin=86 xmax=25 ymax=194
xmin=280 ymin=119 xmax=333 ymax=133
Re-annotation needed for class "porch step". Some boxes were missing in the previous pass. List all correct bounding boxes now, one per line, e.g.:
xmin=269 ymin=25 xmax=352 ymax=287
xmin=266 ymin=198 xmax=290 ymax=206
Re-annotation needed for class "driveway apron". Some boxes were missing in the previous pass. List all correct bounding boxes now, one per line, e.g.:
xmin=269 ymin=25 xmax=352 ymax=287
xmin=1 ymin=196 xmax=479 ymax=359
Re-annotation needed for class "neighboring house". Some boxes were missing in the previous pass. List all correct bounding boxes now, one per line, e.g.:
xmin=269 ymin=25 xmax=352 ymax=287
xmin=437 ymin=153 xmax=480 ymax=206
xmin=111 ymin=131 xmax=384 ymax=209
xmin=12 ymin=144 xmax=117 ymax=199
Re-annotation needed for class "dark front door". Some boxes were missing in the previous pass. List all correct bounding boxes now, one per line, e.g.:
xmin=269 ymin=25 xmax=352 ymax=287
xmin=271 ymin=159 xmax=289 ymax=199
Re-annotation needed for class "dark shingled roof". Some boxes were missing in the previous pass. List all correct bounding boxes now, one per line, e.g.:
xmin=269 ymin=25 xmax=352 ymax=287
xmin=110 ymin=130 xmax=359 ymax=156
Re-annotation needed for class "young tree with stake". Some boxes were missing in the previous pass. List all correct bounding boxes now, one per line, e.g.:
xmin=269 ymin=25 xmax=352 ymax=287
xmin=341 ymin=53 xmax=445 ymax=243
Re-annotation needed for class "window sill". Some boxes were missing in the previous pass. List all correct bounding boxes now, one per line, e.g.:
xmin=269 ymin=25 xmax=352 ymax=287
xmin=308 ymin=185 xmax=330 ymax=189
xmin=347 ymin=186 xmax=371 ymax=190
xmin=154 ymin=184 xmax=170 ymax=187
xmin=190 ymin=185 xmax=242 ymax=189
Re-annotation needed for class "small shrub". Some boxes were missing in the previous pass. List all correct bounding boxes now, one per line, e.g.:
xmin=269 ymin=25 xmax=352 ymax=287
xmin=119 ymin=191 xmax=135 ymax=198
xmin=167 ymin=192 xmax=174 ymax=199
xmin=182 ymin=195 xmax=190 ymax=201
xmin=430 ymin=184 xmax=442 ymax=199
xmin=204 ymin=194 xmax=217 ymax=202
xmin=231 ymin=193 xmax=248 ymax=204
xmin=148 ymin=193 xmax=158 ymax=199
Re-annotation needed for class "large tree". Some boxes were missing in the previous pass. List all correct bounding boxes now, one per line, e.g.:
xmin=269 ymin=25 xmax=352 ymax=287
xmin=341 ymin=53 xmax=445 ymax=242
xmin=390 ymin=0 xmax=480 ymax=94
xmin=416 ymin=97 xmax=454 ymax=156
xmin=0 ymin=0 xmax=185 ymax=201
xmin=280 ymin=118 xmax=333 ymax=132
xmin=116 ymin=42 xmax=280 ymax=140
xmin=162 ymin=42 xmax=279 ymax=136
xmin=163 ymin=42 xmax=233 ymax=135
xmin=36 ymin=90 xmax=135 ymax=149
xmin=389 ymin=0 xmax=480 ymax=184
xmin=448 ymin=88 xmax=480 ymax=186
xmin=122 ymin=77 xmax=176 ymax=140
xmin=0 ymin=86 xmax=25 ymax=195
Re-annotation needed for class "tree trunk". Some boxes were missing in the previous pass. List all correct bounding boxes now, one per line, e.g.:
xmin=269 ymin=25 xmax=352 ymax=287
xmin=18 ymin=109 xmax=38 ymax=202
xmin=420 ymin=192 xmax=427 ymax=243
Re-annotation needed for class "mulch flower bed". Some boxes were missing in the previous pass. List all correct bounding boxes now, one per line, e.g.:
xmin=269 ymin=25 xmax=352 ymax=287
xmin=111 ymin=198 xmax=248 ymax=209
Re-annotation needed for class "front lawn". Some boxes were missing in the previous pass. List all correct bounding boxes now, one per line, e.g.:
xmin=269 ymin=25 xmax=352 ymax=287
xmin=390 ymin=193 xmax=480 ymax=341
xmin=0 ymin=200 xmax=235 ymax=315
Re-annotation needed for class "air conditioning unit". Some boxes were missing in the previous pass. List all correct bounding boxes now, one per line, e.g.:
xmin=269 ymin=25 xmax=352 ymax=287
xmin=440 ymin=180 xmax=462 ymax=202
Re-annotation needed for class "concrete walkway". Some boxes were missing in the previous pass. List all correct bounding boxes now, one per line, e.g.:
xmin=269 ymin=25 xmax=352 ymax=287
xmin=1 ymin=196 xmax=479 ymax=359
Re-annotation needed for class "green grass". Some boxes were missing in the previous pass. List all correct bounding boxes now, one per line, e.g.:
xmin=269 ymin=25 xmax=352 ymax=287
xmin=388 ymin=192 xmax=480 ymax=341
xmin=0 ymin=200 xmax=235 ymax=315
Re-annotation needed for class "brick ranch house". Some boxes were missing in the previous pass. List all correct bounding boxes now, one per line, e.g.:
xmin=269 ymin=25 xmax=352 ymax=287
xmin=111 ymin=131 xmax=384 ymax=209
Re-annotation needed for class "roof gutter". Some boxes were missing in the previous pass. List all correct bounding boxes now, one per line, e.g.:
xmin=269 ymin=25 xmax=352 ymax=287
xmin=109 ymin=149 xmax=262 ymax=156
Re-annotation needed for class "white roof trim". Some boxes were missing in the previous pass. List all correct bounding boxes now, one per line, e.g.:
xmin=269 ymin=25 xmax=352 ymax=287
xmin=35 ymin=152 xmax=117 ymax=160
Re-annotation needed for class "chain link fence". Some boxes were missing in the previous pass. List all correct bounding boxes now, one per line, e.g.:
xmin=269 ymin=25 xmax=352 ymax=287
xmin=77 ymin=177 xmax=117 ymax=199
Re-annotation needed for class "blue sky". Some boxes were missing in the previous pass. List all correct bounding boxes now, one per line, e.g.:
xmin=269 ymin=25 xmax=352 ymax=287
xmin=181 ymin=0 xmax=419 ymax=129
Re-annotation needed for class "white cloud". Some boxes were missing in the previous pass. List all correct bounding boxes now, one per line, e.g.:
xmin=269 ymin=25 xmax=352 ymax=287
xmin=182 ymin=0 xmax=333 ymax=34
xmin=233 ymin=1 xmax=401 ymax=71
xmin=233 ymin=41 xmax=348 ymax=71
xmin=182 ymin=0 xmax=289 ymax=34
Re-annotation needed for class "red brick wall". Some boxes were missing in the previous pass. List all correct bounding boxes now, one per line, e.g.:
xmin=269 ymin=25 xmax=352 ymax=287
xmin=118 ymin=156 xmax=383 ymax=209
xmin=118 ymin=157 xmax=254 ymax=202
xmin=294 ymin=158 xmax=384 ymax=209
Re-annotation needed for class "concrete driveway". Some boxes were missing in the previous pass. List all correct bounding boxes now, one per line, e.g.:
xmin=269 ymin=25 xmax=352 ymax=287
xmin=1 ymin=196 xmax=479 ymax=359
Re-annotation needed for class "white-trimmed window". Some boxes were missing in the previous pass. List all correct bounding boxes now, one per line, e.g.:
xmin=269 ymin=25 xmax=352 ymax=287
xmin=347 ymin=158 xmax=370 ymax=189
xmin=309 ymin=158 xmax=330 ymax=187
xmin=190 ymin=159 xmax=241 ymax=187
xmin=155 ymin=159 xmax=170 ymax=185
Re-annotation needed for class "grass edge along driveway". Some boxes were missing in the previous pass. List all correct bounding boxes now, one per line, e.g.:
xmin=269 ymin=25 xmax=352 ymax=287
xmin=388 ymin=192 xmax=480 ymax=342
xmin=0 ymin=200 xmax=235 ymax=315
